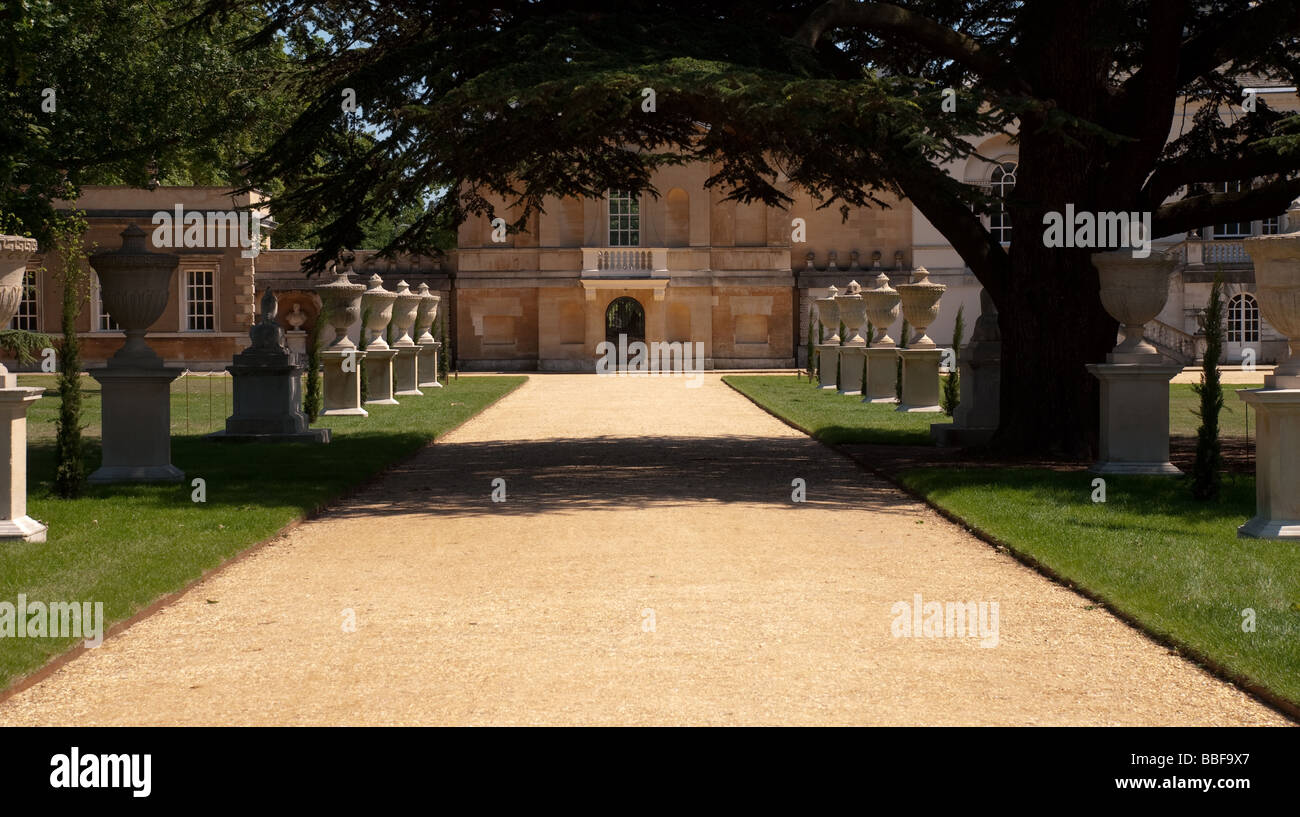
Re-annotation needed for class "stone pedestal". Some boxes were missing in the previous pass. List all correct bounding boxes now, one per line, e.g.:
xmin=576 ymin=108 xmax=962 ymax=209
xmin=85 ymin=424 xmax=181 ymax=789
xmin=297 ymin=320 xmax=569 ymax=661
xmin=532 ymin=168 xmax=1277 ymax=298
xmin=89 ymin=366 xmax=185 ymax=483
xmin=1087 ymin=363 xmax=1182 ymax=474
xmin=933 ymin=289 xmax=1001 ymax=447
xmin=863 ymin=347 xmax=898 ymax=403
xmin=364 ymin=348 xmax=399 ymax=405
xmin=285 ymin=329 xmax=307 ymax=359
xmin=208 ymin=289 xmax=330 ymax=443
xmin=393 ymin=346 xmax=423 ymax=396
xmin=419 ymin=341 xmax=443 ymax=388
xmin=897 ymin=348 xmax=942 ymax=412
xmin=1237 ymin=385 xmax=1300 ymax=539
xmin=0 ymin=384 xmax=47 ymax=542
xmin=321 ymin=349 xmax=367 ymax=416
xmin=838 ymin=346 xmax=865 ymax=396
xmin=816 ymin=344 xmax=839 ymax=390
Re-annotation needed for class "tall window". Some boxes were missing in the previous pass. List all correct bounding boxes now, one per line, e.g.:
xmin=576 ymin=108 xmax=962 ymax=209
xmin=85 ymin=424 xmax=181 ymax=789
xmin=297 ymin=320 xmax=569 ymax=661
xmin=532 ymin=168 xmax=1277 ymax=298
xmin=989 ymin=161 xmax=1017 ymax=245
xmin=184 ymin=267 xmax=215 ymax=331
xmin=10 ymin=268 xmax=38 ymax=330
xmin=607 ymin=190 xmax=640 ymax=247
xmin=91 ymin=273 xmax=120 ymax=331
xmin=1213 ymin=181 xmax=1252 ymax=238
xmin=1227 ymin=293 xmax=1260 ymax=343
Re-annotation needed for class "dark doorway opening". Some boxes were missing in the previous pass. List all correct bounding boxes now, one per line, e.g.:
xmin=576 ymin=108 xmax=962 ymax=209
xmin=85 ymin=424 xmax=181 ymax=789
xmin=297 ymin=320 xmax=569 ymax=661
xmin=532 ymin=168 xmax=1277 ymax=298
xmin=605 ymin=296 xmax=645 ymax=347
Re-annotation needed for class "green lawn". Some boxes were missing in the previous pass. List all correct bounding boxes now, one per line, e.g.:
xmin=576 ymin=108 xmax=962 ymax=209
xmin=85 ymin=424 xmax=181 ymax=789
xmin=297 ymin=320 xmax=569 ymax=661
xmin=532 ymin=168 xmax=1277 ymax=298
xmin=724 ymin=374 xmax=948 ymax=445
xmin=1169 ymin=381 xmax=1262 ymax=438
xmin=0 ymin=374 xmax=525 ymax=690
xmin=899 ymin=468 xmax=1300 ymax=709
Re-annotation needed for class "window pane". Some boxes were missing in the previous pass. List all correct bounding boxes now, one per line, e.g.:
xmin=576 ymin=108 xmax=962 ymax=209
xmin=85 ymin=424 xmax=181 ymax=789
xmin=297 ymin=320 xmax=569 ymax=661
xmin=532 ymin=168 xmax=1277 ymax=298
xmin=608 ymin=190 xmax=640 ymax=247
xmin=186 ymin=268 xmax=215 ymax=331
xmin=10 ymin=269 xmax=38 ymax=331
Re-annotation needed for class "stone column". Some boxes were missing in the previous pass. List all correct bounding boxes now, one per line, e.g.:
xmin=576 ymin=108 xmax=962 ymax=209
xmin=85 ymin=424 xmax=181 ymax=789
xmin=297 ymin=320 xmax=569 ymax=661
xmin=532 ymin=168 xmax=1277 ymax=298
xmin=814 ymin=286 xmax=840 ymax=390
xmin=416 ymin=283 xmax=442 ymax=388
xmin=835 ymin=281 xmax=866 ymax=396
xmin=862 ymin=270 xmax=901 ymax=403
xmin=1087 ymin=251 xmax=1182 ymax=474
xmin=932 ymin=288 xmax=1001 ymax=446
xmin=391 ymin=281 xmax=423 ymax=396
xmin=362 ymin=274 xmax=398 ymax=406
xmin=1238 ymin=233 xmax=1300 ymax=538
xmin=0 ymin=235 xmax=46 ymax=541
xmin=896 ymin=267 xmax=946 ymax=412
xmin=87 ymin=226 xmax=184 ymax=484
xmin=316 ymin=259 xmax=367 ymax=417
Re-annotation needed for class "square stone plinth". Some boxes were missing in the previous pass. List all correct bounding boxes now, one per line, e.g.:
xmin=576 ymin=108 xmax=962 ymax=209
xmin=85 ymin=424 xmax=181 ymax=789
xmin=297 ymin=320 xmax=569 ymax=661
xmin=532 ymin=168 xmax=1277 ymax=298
xmin=898 ymin=348 xmax=943 ymax=412
xmin=89 ymin=366 xmax=185 ymax=484
xmin=393 ymin=344 xmax=423 ymax=396
xmin=863 ymin=347 xmax=898 ymax=403
xmin=419 ymin=341 xmax=443 ymax=388
xmin=364 ymin=347 xmax=399 ymax=405
xmin=322 ymin=348 xmax=367 ymax=417
xmin=838 ymin=346 xmax=866 ymax=396
xmin=0 ymin=386 xmax=46 ymax=542
xmin=816 ymin=344 xmax=839 ymax=390
xmin=1088 ymin=362 xmax=1182 ymax=475
xmin=1237 ymin=387 xmax=1300 ymax=540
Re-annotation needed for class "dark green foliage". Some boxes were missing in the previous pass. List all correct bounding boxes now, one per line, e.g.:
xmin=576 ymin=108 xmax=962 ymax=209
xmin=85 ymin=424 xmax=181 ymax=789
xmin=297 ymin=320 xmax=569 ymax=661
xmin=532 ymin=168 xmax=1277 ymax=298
xmin=806 ymin=304 xmax=816 ymax=380
xmin=51 ymin=217 xmax=87 ymax=498
xmin=861 ymin=353 xmax=868 ymax=395
xmin=304 ymin=315 xmax=323 ymax=422
xmin=1192 ymin=274 xmax=1225 ymax=501
xmin=359 ymin=306 xmax=371 ymax=403
xmin=941 ymin=305 xmax=964 ymax=417
xmin=438 ymin=313 xmax=451 ymax=382
xmin=896 ymin=319 xmax=910 ymax=402
xmin=835 ymin=352 xmax=841 ymax=391
xmin=838 ymin=321 xmax=846 ymax=346
xmin=0 ymin=330 xmax=53 ymax=364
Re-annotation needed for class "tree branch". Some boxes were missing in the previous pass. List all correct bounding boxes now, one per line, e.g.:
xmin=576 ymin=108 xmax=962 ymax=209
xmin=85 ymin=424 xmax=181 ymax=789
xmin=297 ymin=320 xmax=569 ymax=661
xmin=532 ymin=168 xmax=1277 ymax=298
xmin=1145 ymin=147 xmax=1300 ymax=207
xmin=794 ymin=0 xmax=1018 ymax=90
xmin=1152 ymin=176 xmax=1300 ymax=237
xmin=1173 ymin=0 xmax=1300 ymax=88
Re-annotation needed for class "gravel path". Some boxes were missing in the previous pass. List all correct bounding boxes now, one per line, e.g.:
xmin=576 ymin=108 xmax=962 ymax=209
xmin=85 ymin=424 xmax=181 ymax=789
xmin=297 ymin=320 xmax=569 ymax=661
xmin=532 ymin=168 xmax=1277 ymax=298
xmin=0 ymin=374 xmax=1287 ymax=725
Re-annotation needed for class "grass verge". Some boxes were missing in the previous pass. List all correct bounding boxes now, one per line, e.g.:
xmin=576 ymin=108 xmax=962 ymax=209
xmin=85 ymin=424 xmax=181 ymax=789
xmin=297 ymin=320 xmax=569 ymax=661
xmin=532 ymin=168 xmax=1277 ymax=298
xmin=898 ymin=467 xmax=1300 ymax=712
xmin=723 ymin=373 xmax=947 ymax=445
xmin=0 ymin=374 xmax=525 ymax=690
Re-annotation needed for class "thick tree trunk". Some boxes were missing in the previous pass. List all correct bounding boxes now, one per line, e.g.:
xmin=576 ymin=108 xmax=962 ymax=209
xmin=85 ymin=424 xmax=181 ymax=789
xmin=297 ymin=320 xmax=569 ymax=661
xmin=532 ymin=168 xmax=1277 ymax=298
xmin=991 ymin=244 xmax=1117 ymax=458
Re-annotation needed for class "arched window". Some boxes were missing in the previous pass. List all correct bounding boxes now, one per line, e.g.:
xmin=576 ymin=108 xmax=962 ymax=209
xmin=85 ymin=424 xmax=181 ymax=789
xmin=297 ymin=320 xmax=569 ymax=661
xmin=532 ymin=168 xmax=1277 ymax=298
xmin=1227 ymin=293 xmax=1260 ymax=343
xmin=989 ymin=160 xmax=1017 ymax=245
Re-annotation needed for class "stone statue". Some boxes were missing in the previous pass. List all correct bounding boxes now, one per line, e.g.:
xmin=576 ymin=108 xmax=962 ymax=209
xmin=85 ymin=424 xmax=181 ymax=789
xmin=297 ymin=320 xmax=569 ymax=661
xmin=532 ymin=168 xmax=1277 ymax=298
xmin=249 ymin=288 xmax=286 ymax=351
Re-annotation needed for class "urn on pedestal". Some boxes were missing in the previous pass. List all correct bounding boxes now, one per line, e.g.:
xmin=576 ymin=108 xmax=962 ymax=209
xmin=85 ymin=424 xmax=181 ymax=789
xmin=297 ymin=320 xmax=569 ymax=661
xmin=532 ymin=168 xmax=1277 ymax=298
xmin=316 ymin=258 xmax=368 ymax=416
xmin=1086 ymin=250 xmax=1181 ymax=475
xmin=416 ymin=283 xmax=443 ymax=388
xmin=361 ymin=274 xmax=398 ymax=405
xmin=391 ymin=280 xmax=424 ymax=396
xmin=814 ymin=285 xmax=840 ymax=390
xmin=87 ymin=225 xmax=184 ymax=483
xmin=834 ymin=281 xmax=867 ymax=395
xmin=0 ymin=235 xmax=46 ymax=540
xmin=1239 ymin=233 xmax=1300 ymax=538
xmin=895 ymin=267 xmax=946 ymax=412
xmin=862 ymin=271 xmax=903 ymax=403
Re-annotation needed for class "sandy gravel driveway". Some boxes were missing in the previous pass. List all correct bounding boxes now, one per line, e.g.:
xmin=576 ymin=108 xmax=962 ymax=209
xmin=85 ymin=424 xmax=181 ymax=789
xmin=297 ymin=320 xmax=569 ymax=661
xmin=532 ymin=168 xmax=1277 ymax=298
xmin=0 ymin=373 xmax=1287 ymax=725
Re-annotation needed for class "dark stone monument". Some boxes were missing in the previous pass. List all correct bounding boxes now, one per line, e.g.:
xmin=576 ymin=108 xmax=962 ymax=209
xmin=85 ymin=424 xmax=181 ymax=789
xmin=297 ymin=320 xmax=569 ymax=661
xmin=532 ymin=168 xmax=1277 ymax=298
xmin=208 ymin=288 xmax=330 ymax=443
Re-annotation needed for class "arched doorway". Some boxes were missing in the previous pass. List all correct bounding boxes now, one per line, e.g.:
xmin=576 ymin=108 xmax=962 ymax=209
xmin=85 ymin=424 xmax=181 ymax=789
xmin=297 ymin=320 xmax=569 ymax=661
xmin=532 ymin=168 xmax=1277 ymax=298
xmin=606 ymin=296 xmax=645 ymax=346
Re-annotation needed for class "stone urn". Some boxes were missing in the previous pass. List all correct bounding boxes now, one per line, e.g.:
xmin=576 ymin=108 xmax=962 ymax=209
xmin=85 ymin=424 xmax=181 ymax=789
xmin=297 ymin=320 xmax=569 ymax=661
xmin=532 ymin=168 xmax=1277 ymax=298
xmin=0 ymin=235 xmax=37 ymax=378
xmin=1092 ymin=250 xmax=1177 ymax=361
xmin=391 ymin=280 xmax=422 ymax=347
xmin=863 ymin=270 xmax=901 ymax=346
xmin=896 ymin=266 xmax=945 ymax=348
xmin=361 ymin=274 xmax=397 ymax=350
xmin=1243 ymin=233 xmax=1300 ymax=383
xmin=315 ymin=258 xmax=365 ymax=349
xmin=415 ymin=283 xmax=440 ymax=345
xmin=89 ymin=224 xmax=178 ymax=367
xmin=815 ymin=285 xmax=841 ymax=343
xmin=834 ymin=280 xmax=867 ymax=345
